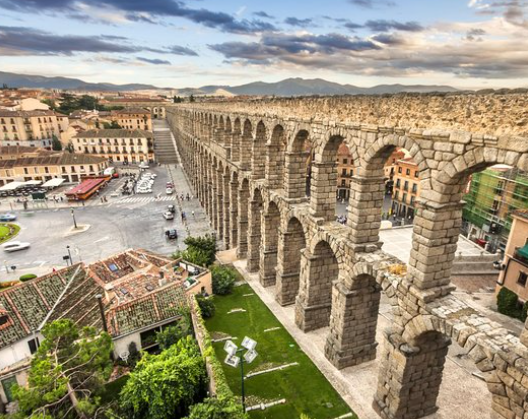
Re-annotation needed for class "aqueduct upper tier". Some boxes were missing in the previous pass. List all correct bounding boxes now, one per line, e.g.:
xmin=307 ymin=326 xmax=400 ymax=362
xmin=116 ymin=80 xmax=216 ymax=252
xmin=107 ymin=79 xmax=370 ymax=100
xmin=167 ymin=93 xmax=528 ymax=419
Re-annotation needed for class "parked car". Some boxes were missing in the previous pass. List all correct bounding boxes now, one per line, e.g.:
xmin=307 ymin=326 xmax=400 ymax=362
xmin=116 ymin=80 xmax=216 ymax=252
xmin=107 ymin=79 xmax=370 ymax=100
xmin=166 ymin=182 xmax=173 ymax=188
xmin=167 ymin=205 xmax=176 ymax=214
xmin=139 ymin=162 xmax=149 ymax=169
xmin=165 ymin=229 xmax=178 ymax=239
xmin=0 ymin=213 xmax=17 ymax=222
xmin=166 ymin=188 xmax=174 ymax=195
xmin=163 ymin=211 xmax=174 ymax=220
xmin=3 ymin=241 xmax=30 ymax=252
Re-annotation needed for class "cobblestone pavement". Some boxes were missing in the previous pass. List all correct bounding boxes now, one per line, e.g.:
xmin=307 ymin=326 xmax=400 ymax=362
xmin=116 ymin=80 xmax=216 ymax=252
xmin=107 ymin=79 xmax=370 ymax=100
xmin=231 ymin=258 xmax=492 ymax=419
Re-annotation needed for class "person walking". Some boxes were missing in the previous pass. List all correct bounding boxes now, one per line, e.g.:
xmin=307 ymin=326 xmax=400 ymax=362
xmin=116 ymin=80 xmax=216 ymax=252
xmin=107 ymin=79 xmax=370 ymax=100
xmin=192 ymin=210 xmax=195 ymax=218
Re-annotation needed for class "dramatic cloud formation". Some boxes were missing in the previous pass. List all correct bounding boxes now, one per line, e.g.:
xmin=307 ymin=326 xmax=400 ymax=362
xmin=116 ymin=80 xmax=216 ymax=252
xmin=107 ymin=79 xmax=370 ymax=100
xmin=364 ymin=19 xmax=424 ymax=32
xmin=166 ymin=45 xmax=199 ymax=56
xmin=284 ymin=17 xmax=313 ymax=28
xmin=136 ymin=57 xmax=171 ymax=65
xmin=0 ymin=0 xmax=278 ymax=34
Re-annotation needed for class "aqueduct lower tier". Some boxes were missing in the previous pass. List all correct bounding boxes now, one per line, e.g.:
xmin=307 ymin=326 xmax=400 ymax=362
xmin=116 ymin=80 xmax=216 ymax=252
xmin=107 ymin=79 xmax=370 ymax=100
xmin=167 ymin=94 xmax=528 ymax=419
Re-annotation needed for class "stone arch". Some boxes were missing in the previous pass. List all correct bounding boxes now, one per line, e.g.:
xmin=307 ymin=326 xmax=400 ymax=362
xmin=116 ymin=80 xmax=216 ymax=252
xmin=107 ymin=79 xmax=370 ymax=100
xmin=236 ymin=177 xmax=250 ymax=258
xmin=276 ymin=215 xmax=307 ymax=306
xmin=247 ymin=187 xmax=264 ymax=272
xmin=267 ymin=124 xmax=287 ymax=190
xmin=252 ymin=121 xmax=267 ymax=180
xmin=240 ymin=119 xmax=253 ymax=168
xmin=259 ymin=200 xmax=281 ymax=286
xmin=286 ymin=129 xmax=313 ymax=199
xmin=229 ymin=170 xmax=239 ymax=249
xmin=295 ymin=238 xmax=340 ymax=332
xmin=232 ymin=118 xmax=241 ymax=161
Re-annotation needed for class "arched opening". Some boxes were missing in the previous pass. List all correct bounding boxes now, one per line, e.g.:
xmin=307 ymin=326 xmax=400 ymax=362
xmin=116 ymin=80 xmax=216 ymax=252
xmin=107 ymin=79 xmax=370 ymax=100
xmin=259 ymin=201 xmax=280 ymax=286
xmin=236 ymin=178 xmax=250 ymax=258
xmin=276 ymin=216 xmax=306 ymax=306
xmin=232 ymin=118 xmax=241 ymax=161
xmin=252 ymin=121 xmax=267 ymax=179
xmin=267 ymin=125 xmax=287 ymax=190
xmin=240 ymin=119 xmax=253 ymax=169
xmin=221 ymin=165 xmax=230 ymax=246
xmin=229 ymin=171 xmax=239 ymax=249
xmin=247 ymin=188 xmax=263 ymax=273
xmin=286 ymin=129 xmax=312 ymax=200
xmin=225 ymin=117 xmax=233 ymax=159
xmin=295 ymin=240 xmax=338 ymax=332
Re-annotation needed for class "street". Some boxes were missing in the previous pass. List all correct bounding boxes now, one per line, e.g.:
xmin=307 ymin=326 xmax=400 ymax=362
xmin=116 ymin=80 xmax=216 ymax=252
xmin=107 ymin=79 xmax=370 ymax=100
xmin=1 ymin=164 xmax=214 ymax=282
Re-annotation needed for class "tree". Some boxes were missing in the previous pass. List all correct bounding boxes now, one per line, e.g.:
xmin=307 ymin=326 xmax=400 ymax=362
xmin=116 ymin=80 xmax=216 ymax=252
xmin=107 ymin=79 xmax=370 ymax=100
xmin=173 ymin=96 xmax=183 ymax=103
xmin=184 ymin=397 xmax=247 ymax=419
xmin=65 ymin=142 xmax=74 ymax=153
xmin=196 ymin=295 xmax=215 ymax=318
xmin=189 ymin=94 xmax=195 ymax=103
xmin=103 ymin=121 xmax=122 ymax=129
xmin=51 ymin=134 xmax=62 ymax=151
xmin=12 ymin=319 xmax=113 ymax=419
xmin=42 ymin=99 xmax=57 ymax=110
xmin=211 ymin=266 xmax=237 ymax=295
xmin=119 ymin=336 xmax=206 ymax=419
xmin=155 ymin=312 xmax=192 ymax=350
xmin=173 ymin=235 xmax=217 ymax=267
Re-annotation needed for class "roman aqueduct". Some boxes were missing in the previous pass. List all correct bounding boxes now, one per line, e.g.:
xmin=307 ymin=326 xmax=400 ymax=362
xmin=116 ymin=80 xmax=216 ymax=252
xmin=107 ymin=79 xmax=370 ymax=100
xmin=167 ymin=94 xmax=528 ymax=419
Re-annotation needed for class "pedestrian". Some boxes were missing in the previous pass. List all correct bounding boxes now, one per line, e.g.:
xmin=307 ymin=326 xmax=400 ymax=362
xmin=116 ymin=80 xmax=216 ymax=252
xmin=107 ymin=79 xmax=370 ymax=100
xmin=181 ymin=212 xmax=184 ymax=222
xmin=192 ymin=210 xmax=195 ymax=218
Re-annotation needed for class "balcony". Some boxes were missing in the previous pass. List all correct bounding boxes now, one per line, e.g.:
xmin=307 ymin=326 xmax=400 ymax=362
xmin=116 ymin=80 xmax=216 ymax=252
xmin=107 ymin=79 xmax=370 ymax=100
xmin=514 ymin=246 xmax=528 ymax=267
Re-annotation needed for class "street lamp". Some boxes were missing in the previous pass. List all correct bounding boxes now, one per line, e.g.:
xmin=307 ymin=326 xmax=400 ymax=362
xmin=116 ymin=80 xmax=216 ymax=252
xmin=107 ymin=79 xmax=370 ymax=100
xmin=71 ymin=208 xmax=78 ymax=229
xmin=223 ymin=336 xmax=258 ymax=412
xmin=4 ymin=260 xmax=9 ymax=274
xmin=66 ymin=246 xmax=72 ymax=266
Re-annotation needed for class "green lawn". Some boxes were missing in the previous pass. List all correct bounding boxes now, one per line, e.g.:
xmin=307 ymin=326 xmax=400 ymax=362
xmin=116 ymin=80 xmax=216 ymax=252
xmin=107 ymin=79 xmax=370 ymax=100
xmin=0 ymin=223 xmax=20 ymax=244
xmin=205 ymin=284 xmax=356 ymax=419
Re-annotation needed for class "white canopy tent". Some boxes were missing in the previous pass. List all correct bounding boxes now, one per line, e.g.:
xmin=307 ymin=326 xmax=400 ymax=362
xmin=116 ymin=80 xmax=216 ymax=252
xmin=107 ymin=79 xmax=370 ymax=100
xmin=42 ymin=178 xmax=65 ymax=188
xmin=24 ymin=180 xmax=42 ymax=186
xmin=0 ymin=181 xmax=26 ymax=192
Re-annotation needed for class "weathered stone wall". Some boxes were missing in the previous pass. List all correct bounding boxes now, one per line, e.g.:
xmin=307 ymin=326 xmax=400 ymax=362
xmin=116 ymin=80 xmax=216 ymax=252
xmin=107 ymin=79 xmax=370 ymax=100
xmin=167 ymin=96 xmax=528 ymax=419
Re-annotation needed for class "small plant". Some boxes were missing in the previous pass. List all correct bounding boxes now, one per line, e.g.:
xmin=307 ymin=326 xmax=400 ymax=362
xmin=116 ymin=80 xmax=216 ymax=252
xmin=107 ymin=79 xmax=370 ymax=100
xmin=387 ymin=264 xmax=407 ymax=276
xmin=196 ymin=295 xmax=215 ymax=318
xmin=19 ymin=273 xmax=37 ymax=282
xmin=497 ymin=287 xmax=528 ymax=321
xmin=211 ymin=265 xmax=237 ymax=295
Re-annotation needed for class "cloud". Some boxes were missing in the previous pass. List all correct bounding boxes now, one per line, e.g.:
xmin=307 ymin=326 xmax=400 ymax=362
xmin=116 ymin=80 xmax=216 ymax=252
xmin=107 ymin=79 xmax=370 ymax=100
xmin=348 ymin=0 xmax=396 ymax=8
xmin=0 ymin=25 xmax=152 ymax=56
xmin=344 ymin=22 xmax=364 ymax=31
xmin=166 ymin=45 xmax=199 ymax=56
xmin=284 ymin=17 xmax=313 ymax=28
xmin=371 ymin=33 xmax=406 ymax=45
xmin=0 ymin=0 xmax=278 ymax=34
xmin=136 ymin=57 xmax=171 ymax=65
xmin=364 ymin=19 xmax=425 ymax=32
xmin=465 ymin=27 xmax=487 ymax=40
xmin=253 ymin=11 xmax=274 ymax=19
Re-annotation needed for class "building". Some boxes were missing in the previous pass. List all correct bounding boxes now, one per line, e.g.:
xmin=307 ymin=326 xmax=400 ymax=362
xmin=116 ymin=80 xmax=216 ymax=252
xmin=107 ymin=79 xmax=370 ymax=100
xmin=462 ymin=166 xmax=528 ymax=253
xmin=0 ymin=110 xmax=68 ymax=149
xmin=110 ymin=108 xmax=152 ymax=131
xmin=0 ymin=152 xmax=108 ymax=186
xmin=336 ymin=146 xmax=406 ymax=200
xmin=391 ymin=158 xmax=421 ymax=220
xmin=0 ymin=145 xmax=50 ymax=161
xmin=72 ymin=129 xmax=155 ymax=164
xmin=497 ymin=210 xmax=528 ymax=303
xmin=0 ymin=249 xmax=212 ymax=406
xmin=101 ymin=98 xmax=170 ymax=119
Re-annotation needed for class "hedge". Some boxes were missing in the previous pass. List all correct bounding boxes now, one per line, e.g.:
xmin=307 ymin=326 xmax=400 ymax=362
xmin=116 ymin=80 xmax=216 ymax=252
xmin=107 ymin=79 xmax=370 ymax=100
xmin=19 ymin=274 xmax=37 ymax=282
xmin=497 ymin=287 xmax=528 ymax=321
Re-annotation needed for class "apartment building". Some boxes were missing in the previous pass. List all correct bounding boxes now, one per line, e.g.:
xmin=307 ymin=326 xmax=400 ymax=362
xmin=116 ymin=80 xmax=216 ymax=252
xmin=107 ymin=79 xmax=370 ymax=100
xmin=0 ymin=152 xmax=108 ymax=185
xmin=110 ymin=108 xmax=152 ymax=131
xmin=391 ymin=158 xmax=421 ymax=220
xmin=0 ymin=110 xmax=68 ymax=148
xmin=72 ymin=129 xmax=155 ymax=163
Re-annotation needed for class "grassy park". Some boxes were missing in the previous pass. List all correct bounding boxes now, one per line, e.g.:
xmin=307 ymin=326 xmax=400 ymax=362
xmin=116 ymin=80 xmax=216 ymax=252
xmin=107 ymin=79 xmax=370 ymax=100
xmin=0 ymin=223 xmax=19 ymax=244
xmin=205 ymin=283 xmax=355 ymax=419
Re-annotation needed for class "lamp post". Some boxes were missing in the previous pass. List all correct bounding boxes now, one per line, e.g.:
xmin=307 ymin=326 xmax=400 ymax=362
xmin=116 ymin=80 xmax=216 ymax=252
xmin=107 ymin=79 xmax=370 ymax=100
xmin=223 ymin=337 xmax=258 ymax=413
xmin=4 ymin=260 xmax=9 ymax=274
xmin=71 ymin=208 xmax=77 ymax=229
xmin=66 ymin=246 xmax=72 ymax=266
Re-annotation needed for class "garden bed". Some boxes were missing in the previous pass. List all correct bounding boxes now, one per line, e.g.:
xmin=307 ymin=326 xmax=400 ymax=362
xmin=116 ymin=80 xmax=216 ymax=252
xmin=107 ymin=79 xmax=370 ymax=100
xmin=0 ymin=223 xmax=20 ymax=244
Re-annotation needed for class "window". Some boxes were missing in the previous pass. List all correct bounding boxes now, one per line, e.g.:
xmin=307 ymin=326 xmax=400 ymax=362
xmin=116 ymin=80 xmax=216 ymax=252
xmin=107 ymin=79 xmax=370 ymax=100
xmin=342 ymin=168 xmax=347 ymax=176
xmin=402 ymin=193 xmax=408 ymax=204
xmin=341 ymin=179 xmax=346 ymax=187
xmin=410 ymin=196 xmax=415 ymax=206
xmin=414 ymin=170 xmax=419 ymax=178
xmin=398 ymin=167 xmax=402 ymax=174
xmin=518 ymin=272 xmax=528 ymax=286
xmin=404 ymin=181 xmax=409 ymax=191
xmin=343 ymin=158 xmax=348 ymax=165
xmin=396 ymin=179 xmax=401 ymax=188
xmin=406 ymin=168 xmax=411 ymax=176
xmin=412 ymin=183 xmax=417 ymax=193
xmin=28 ymin=337 xmax=39 ymax=354
xmin=394 ymin=191 xmax=399 ymax=200
xmin=1 ymin=376 xmax=18 ymax=403
xmin=24 ymin=168 xmax=28 ymax=175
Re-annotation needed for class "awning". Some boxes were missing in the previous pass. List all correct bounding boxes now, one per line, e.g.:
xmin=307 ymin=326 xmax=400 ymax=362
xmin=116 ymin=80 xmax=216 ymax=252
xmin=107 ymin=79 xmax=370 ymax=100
xmin=0 ymin=181 xmax=26 ymax=191
xmin=42 ymin=178 xmax=65 ymax=188
xmin=24 ymin=180 xmax=42 ymax=186
xmin=518 ymin=244 xmax=528 ymax=259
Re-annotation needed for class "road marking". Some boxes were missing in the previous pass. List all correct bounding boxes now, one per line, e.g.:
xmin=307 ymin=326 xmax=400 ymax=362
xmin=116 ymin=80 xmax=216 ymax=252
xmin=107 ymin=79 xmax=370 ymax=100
xmin=94 ymin=236 xmax=110 ymax=243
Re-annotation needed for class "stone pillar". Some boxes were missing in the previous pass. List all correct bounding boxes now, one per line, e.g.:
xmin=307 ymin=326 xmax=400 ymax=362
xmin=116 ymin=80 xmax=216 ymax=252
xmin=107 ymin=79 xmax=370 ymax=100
xmin=294 ymin=249 xmax=334 ymax=332
xmin=259 ymin=213 xmax=278 ymax=287
xmin=309 ymin=161 xmax=337 ymax=221
xmin=216 ymin=170 xmax=224 ymax=240
xmin=229 ymin=179 xmax=239 ymax=249
xmin=347 ymin=176 xmax=385 ymax=251
xmin=374 ymin=333 xmax=450 ymax=419
xmin=246 ymin=198 xmax=262 ymax=273
xmin=236 ymin=184 xmax=249 ymax=258
xmin=231 ymin=133 xmax=240 ymax=161
xmin=408 ymin=199 xmax=463 ymax=301
xmin=210 ymin=167 xmax=218 ymax=230
xmin=324 ymin=278 xmax=380 ymax=369
xmin=275 ymin=229 xmax=304 ymax=306
xmin=222 ymin=173 xmax=230 ymax=247
xmin=284 ymin=151 xmax=309 ymax=199
xmin=240 ymin=134 xmax=252 ymax=170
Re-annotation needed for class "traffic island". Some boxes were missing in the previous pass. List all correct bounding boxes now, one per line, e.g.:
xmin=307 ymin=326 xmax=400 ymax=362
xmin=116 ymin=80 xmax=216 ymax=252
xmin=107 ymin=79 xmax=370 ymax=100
xmin=0 ymin=223 xmax=20 ymax=244
xmin=64 ymin=224 xmax=91 ymax=237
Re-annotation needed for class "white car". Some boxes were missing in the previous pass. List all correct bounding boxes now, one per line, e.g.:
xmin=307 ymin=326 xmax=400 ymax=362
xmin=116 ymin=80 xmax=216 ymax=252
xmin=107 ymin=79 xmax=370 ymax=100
xmin=163 ymin=211 xmax=174 ymax=220
xmin=139 ymin=163 xmax=149 ymax=169
xmin=166 ymin=188 xmax=174 ymax=195
xmin=3 ymin=241 xmax=30 ymax=252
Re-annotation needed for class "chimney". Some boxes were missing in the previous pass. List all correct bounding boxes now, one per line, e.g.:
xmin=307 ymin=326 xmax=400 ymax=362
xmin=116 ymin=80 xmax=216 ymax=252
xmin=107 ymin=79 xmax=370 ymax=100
xmin=158 ymin=271 xmax=166 ymax=287
xmin=104 ymin=284 xmax=115 ymax=301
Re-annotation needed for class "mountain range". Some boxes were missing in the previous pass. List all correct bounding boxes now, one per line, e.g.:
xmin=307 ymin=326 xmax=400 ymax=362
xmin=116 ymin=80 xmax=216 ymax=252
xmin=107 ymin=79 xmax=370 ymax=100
xmin=0 ymin=71 xmax=459 ymax=96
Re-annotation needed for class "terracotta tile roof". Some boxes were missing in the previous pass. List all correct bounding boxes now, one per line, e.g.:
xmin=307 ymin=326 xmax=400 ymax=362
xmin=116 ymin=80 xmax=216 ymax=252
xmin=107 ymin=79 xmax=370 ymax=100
xmin=0 ymin=152 xmax=107 ymax=169
xmin=513 ymin=209 xmax=528 ymax=221
xmin=0 ymin=110 xmax=57 ymax=118
xmin=111 ymin=108 xmax=150 ymax=115
xmin=73 ymin=129 xmax=153 ymax=139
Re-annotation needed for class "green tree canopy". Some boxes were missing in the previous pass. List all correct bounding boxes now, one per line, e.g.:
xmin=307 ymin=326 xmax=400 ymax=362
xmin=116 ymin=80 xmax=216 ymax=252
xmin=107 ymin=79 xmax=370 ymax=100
xmin=102 ymin=121 xmax=122 ymax=129
xmin=119 ymin=336 xmax=206 ymax=419
xmin=184 ymin=396 xmax=247 ymax=419
xmin=13 ymin=319 xmax=113 ymax=419
xmin=173 ymin=235 xmax=217 ymax=267
xmin=211 ymin=266 xmax=237 ymax=295
xmin=155 ymin=312 xmax=192 ymax=350
xmin=51 ymin=134 xmax=62 ymax=151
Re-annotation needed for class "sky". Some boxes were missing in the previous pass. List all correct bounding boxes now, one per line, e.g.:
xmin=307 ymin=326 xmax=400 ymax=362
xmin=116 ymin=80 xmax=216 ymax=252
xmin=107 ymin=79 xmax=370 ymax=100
xmin=0 ymin=0 xmax=527 ymax=89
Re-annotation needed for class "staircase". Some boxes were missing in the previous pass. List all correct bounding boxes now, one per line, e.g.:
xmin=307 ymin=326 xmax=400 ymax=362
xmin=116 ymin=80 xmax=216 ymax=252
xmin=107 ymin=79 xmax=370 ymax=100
xmin=153 ymin=120 xmax=178 ymax=164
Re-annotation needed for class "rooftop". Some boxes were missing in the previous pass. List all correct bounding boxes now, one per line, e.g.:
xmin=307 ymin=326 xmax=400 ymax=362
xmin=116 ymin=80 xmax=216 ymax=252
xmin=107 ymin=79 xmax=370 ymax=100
xmin=73 ymin=128 xmax=153 ymax=139
xmin=0 ymin=152 xmax=107 ymax=169
xmin=111 ymin=108 xmax=150 ymax=115
xmin=0 ymin=110 xmax=57 ymax=118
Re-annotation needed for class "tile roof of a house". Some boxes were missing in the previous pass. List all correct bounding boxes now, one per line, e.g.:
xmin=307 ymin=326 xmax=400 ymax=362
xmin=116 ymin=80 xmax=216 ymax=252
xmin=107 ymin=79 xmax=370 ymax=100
xmin=0 ymin=110 xmax=57 ymax=118
xmin=73 ymin=129 xmax=153 ymax=139
xmin=111 ymin=108 xmax=150 ymax=115
xmin=0 ymin=153 xmax=107 ymax=169
xmin=513 ymin=209 xmax=528 ymax=221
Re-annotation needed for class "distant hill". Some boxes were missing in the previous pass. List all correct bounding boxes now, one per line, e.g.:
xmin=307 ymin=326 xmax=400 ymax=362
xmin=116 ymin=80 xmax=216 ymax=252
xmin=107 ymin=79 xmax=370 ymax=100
xmin=0 ymin=72 xmax=459 ymax=96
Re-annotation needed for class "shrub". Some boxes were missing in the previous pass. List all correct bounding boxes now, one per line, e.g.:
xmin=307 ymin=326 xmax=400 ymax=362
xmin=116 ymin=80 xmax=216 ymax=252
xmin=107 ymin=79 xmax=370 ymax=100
xmin=196 ymin=295 xmax=215 ymax=319
xmin=497 ymin=287 xmax=528 ymax=321
xmin=173 ymin=235 xmax=217 ymax=267
xmin=155 ymin=315 xmax=192 ymax=350
xmin=211 ymin=266 xmax=237 ymax=295
xmin=185 ymin=396 xmax=247 ymax=419
xmin=19 ymin=273 xmax=37 ymax=282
